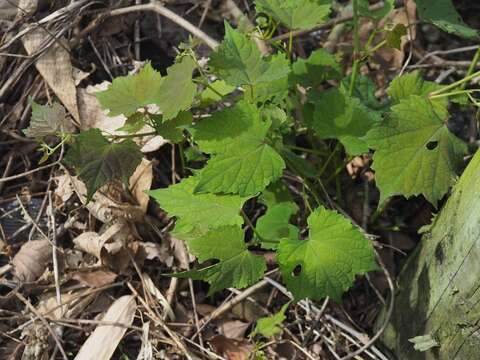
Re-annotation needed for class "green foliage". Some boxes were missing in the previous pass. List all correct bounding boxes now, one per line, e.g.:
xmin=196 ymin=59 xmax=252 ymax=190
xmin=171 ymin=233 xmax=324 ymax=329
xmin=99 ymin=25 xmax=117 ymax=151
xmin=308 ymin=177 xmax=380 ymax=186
xmin=96 ymin=62 xmax=163 ymax=117
xmin=290 ymin=49 xmax=342 ymax=88
xmin=174 ymin=226 xmax=267 ymax=295
xmin=256 ymin=202 xmax=299 ymax=249
xmin=277 ymin=207 xmax=377 ymax=301
xmin=253 ymin=302 xmax=290 ymax=337
xmin=415 ymin=0 xmax=479 ymax=39
xmin=254 ymin=0 xmax=332 ymax=30
xmin=47 ymin=0 xmax=480 ymax=303
xmin=64 ymin=129 xmax=142 ymax=201
xmin=148 ymin=176 xmax=247 ymax=237
xmin=209 ymin=22 xmax=290 ymax=87
xmin=310 ymin=87 xmax=379 ymax=155
xmin=365 ymin=96 xmax=467 ymax=206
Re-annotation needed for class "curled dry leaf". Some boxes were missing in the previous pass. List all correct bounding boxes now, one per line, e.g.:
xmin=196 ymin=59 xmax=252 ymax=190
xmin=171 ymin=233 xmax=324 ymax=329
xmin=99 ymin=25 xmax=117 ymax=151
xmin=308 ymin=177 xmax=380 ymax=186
xmin=12 ymin=240 xmax=52 ymax=282
xmin=74 ymin=295 xmax=137 ymax=360
xmin=71 ymin=269 xmax=117 ymax=288
xmin=142 ymin=273 xmax=175 ymax=321
xmin=73 ymin=223 xmax=125 ymax=260
xmin=129 ymin=158 xmax=153 ymax=212
xmin=22 ymin=28 xmax=80 ymax=124
xmin=209 ymin=335 xmax=254 ymax=360
xmin=218 ymin=320 xmax=251 ymax=340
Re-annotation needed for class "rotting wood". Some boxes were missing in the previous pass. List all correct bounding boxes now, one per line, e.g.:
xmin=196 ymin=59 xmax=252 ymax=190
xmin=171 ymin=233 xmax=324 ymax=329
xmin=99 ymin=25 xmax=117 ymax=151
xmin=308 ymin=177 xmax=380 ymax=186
xmin=378 ymin=149 xmax=480 ymax=359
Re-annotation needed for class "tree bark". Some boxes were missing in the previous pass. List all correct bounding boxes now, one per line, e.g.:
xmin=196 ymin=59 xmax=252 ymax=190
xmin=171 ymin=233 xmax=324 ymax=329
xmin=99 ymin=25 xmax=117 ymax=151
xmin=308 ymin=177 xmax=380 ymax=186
xmin=378 ymin=150 xmax=480 ymax=359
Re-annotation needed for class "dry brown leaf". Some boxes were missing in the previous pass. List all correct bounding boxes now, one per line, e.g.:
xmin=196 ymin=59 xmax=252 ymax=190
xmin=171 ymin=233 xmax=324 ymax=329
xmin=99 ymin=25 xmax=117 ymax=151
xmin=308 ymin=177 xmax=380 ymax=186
xmin=70 ymin=175 xmax=144 ymax=223
xmin=142 ymin=273 xmax=175 ymax=321
xmin=73 ymin=223 xmax=125 ymax=260
xmin=74 ymin=295 xmax=137 ymax=360
xmin=22 ymin=29 xmax=80 ymax=124
xmin=54 ymin=174 xmax=74 ymax=204
xmin=209 ymin=335 xmax=254 ymax=360
xmin=218 ymin=320 xmax=250 ymax=340
xmin=12 ymin=240 xmax=52 ymax=282
xmin=129 ymin=159 xmax=153 ymax=212
xmin=37 ymin=292 xmax=76 ymax=319
xmin=72 ymin=269 xmax=117 ymax=288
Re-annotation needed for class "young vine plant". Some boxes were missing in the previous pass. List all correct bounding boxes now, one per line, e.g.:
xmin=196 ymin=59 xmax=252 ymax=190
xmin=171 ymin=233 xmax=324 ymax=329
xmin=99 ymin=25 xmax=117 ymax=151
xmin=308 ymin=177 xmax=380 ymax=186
xmin=25 ymin=0 xmax=480 ymax=302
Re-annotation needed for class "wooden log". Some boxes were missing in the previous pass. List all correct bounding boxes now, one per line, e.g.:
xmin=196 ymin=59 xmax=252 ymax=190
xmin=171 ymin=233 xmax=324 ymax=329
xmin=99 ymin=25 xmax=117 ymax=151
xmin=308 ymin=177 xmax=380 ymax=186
xmin=378 ymin=150 xmax=480 ymax=359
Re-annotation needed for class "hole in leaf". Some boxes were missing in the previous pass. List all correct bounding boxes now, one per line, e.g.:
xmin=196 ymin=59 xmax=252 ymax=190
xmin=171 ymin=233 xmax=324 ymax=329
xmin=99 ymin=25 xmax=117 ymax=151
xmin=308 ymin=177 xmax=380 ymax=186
xmin=292 ymin=264 xmax=302 ymax=277
xmin=426 ymin=141 xmax=438 ymax=150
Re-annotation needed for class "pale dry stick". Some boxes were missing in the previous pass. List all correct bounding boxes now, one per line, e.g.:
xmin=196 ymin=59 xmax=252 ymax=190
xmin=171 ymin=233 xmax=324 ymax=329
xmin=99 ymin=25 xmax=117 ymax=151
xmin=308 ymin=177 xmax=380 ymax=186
xmin=198 ymin=0 xmax=212 ymax=29
xmin=47 ymin=191 xmax=63 ymax=314
xmin=15 ymin=194 xmax=49 ymax=241
xmin=0 ymin=161 xmax=59 ymax=184
xmin=15 ymin=292 xmax=68 ymax=360
xmin=288 ymin=340 xmax=317 ymax=360
xmin=399 ymin=0 xmax=414 ymax=76
xmin=181 ymin=336 xmax=227 ymax=360
xmin=127 ymin=281 xmax=193 ymax=360
xmin=415 ymin=45 xmax=480 ymax=67
xmin=264 ymin=266 xmax=393 ymax=360
xmin=109 ymin=1 xmax=219 ymax=50
xmin=270 ymin=2 xmax=386 ymax=42
xmin=134 ymin=0 xmax=141 ymax=60
xmin=0 ymin=153 xmax=14 ymax=194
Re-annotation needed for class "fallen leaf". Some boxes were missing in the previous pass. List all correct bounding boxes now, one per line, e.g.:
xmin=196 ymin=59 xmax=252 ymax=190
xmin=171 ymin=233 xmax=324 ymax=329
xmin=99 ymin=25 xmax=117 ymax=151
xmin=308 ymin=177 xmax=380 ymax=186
xmin=12 ymin=240 xmax=52 ymax=282
xmin=129 ymin=159 xmax=153 ymax=212
xmin=209 ymin=335 xmax=254 ymax=360
xmin=74 ymin=295 xmax=137 ymax=360
xmin=22 ymin=28 xmax=80 ymax=124
xmin=54 ymin=174 xmax=75 ymax=204
xmin=218 ymin=320 xmax=250 ymax=340
xmin=73 ymin=223 xmax=125 ymax=260
xmin=72 ymin=269 xmax=117 ymax=287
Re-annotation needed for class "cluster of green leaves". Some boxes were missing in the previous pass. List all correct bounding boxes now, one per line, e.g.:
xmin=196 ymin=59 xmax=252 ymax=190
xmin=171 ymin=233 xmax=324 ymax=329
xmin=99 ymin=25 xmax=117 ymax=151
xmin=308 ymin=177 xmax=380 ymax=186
xmin=26 ymin=0 xmax=478 ymax=302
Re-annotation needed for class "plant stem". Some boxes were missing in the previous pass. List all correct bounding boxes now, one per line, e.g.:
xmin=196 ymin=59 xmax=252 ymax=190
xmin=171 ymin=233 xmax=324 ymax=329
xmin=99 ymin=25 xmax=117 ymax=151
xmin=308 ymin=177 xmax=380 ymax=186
xmin=284 ymin=144 xmax=327 ymax=156
xmin=461 ymin=47 xmax=480 ymax=90
xmin=349 ymin=0 xmax=361 ymax=96
xmin=110 ymin=131 xmax=157 ymax=139
xmin=288 ymin=30 xmax=293 ymax=61
xmin=429 ymin=69 xmax=480 ymax=97
xmin=429 ymin=89 xmax=480 ymax=100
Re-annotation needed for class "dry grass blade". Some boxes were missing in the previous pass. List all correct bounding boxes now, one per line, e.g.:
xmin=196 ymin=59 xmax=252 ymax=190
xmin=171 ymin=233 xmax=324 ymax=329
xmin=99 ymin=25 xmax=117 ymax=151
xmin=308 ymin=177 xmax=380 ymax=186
xmin=11 ymin=239 xmax=52 ymax=282
xmin=74 ymin=295 xmax=137 ymax=360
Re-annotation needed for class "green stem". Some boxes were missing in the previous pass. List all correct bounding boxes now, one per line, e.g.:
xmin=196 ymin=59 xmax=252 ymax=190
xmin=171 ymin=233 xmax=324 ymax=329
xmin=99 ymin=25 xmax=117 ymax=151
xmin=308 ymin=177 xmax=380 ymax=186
xmin=349 ymin=0 xmax=361 ymax=96
xmin=284 ymin=144 xmax=327 ymax=156
xmin=288 ymin=30 xmax=293 ymax=61
xmin=461 ymin=47 xmax=480 ymax=90
xmin=109 ymin=131 xmax=157 ymax=139
xmin=242 ymin=209 xmax=263 ymax=240
xmin=429 ymin=69 xmax=480 ymax=97
xmin=429 ymin=89 xmax=480 ymax=100
xmin=364 ymin=39 xmax=387 ymax=59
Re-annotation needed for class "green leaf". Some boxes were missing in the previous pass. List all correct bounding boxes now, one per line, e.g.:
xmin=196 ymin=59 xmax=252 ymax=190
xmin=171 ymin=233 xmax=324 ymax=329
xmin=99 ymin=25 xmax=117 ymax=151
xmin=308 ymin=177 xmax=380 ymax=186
xmin=96 ymin=62 xmax=163 ymax=117
xmin=259 ymin=181 xmax=295 ymax=209
xmin=277 ymin=207 xmax=377 ymax=301
xmin=196 ymin=142 xmax=286 ymax=196
xmin=359 ymin=0 xmax=394 ymax=19
xmin=193 ymin=101 xmax=260 ymax=154
xmin=156 ymin=56 xmax=197 ymax=120
xmin=193 ymin=102 xmax=286 ymax=196
xmin=311 ymin=88 xmax=379 ymax=155
xmin=255 ymin=0 xmax=332 ymax=30
xmin=199 ymin=80 xmax=236 ymax=107
xmin=290 ymin=49 xmax=342 ymax=88
xmin=116 ymin=113 xmax=146 ymax=134
xmin=152 ymin=112 xmax=192 ymax=143
xmin=416 ymin=0 xmax=479 ymax=39
xmin=148 ymin=176 xmax=248 ymax=236
xmin=340 ymin=75 xmax=384 ymax=111
xmin=386 ymin=24 xmax=407 ymax=50
xmin=24 ymin=101 xmax=74 ymax=138
xmin=64 ymin=129 xmax=142 ymax=201
xmin=253 ymin=302 xmax=290 ymax=337
xmin=365 ymin=96 xmax=467 ymax=205
xmin=256 ymin=202 xmax=299 ymax=249
xmin=243 ymin=76 xmax=289 ymax=104
xmin=281 ymin=149 xmax=318 ymax=179
xmin=209 ymin=22 xmax=290 ymax=87
xmin=174 ymin=226 xmax=267 ymax=295
xmin=388 ymin=71 xmax=445 ymax=105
